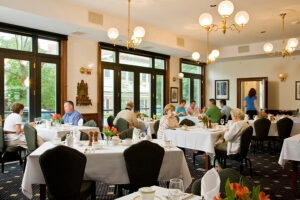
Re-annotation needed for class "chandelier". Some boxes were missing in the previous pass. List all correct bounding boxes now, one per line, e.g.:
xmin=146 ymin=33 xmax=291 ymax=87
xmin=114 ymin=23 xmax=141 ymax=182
xmin=107 ymin=0 xmax=146 ymax=49
xmin=263 ymin=13 xmax=298 ymax=57
xmin=192 ymin=0 xmax=250 ymax=64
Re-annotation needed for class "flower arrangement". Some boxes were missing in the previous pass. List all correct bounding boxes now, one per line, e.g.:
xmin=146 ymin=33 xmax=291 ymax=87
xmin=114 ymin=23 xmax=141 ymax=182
xmin=102 ymin=126 xmax=119 ymax=144
xmin=214 ymin=178 xmax=270 ymax=200
xmin=136 ymin=111 xmax=141 ymax=118
xmin=198 ymin=114 xmax=211 ymax=127
xmin=260 ymin=112 xmax=268 ymax=119
xmin=51 ymin=114 xmax=62 ymax=124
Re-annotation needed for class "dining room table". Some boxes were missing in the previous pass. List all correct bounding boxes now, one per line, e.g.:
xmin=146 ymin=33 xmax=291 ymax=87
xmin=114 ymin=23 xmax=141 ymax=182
xmin=22 ymin=139 xmax=192 ymax=200
xmin=138 ymin=118 xmax=157 ymax=136
xmin=164 ymin=125 xmax=225 ymax=171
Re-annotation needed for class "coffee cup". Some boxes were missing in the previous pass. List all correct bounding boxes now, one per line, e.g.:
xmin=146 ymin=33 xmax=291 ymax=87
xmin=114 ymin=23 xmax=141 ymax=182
xmin=138 ymin=187 xmax=155 ymax=200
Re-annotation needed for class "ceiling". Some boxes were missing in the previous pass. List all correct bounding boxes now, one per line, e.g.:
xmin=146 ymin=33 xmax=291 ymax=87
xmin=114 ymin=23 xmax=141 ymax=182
xmin=63 ymin=0 xmax=300 ymax=47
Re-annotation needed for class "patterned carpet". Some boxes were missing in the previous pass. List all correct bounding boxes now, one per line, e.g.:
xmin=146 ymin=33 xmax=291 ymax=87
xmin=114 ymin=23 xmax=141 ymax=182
xmin=0 ymin=149 xmax=299 ymax=200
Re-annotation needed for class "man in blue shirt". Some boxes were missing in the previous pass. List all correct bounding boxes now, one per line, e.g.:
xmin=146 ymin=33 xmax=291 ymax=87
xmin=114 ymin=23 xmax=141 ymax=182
xmin=220 ymin=99 xmax=232 ymax=121
xmin=61 ymin=101 xmax=83 ymax=125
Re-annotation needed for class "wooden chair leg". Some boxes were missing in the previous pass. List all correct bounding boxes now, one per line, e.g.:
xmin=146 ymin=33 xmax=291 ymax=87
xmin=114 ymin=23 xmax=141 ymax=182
xmin=1 ymin=152 xmax=6 ymax=173
xmin=246 ymin=158 xmax=253 ymax=177
xmin=18 ymin=150 xmax=23 ymax=165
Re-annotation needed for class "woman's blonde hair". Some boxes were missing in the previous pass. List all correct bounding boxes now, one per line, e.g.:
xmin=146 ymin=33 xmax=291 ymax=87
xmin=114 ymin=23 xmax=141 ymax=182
xmin=164 ymin=104 xmax=175 ymax=115
xmin=230 ymin=108 xmax=245 ymax=120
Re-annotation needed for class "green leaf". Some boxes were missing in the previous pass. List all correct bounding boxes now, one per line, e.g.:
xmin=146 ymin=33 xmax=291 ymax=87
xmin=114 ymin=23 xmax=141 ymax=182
xmin=251 ymin=185 xmax=261 ymax=200
xmin=225 ymin=178 xmax=235 ymax=200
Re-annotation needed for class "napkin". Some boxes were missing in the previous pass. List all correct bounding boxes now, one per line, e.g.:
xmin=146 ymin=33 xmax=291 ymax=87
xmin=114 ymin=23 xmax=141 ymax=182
xmin=78 ymin=118 xmax=83 ymax=126
xmin=201 ymin=168 xmax=220 ymax=200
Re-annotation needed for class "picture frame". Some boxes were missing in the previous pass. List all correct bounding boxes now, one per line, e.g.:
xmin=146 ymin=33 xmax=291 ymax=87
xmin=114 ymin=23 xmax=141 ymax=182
xmin=215 ymin=80 xmax=229 ymax=100
xmin=170 ymin=87 xmax=179 ymax=103
xmin=296 ymin=81 xmax=300 ymax=100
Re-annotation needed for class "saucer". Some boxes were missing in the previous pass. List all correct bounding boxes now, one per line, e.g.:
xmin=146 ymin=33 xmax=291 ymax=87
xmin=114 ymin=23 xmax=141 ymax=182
xmin=133 ymin=195 xmax=162 ymax=200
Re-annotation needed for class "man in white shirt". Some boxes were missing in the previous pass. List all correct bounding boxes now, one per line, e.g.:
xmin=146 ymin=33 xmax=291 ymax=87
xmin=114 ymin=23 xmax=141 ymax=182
xmin=113 ymin=101 xmax=141 ymax=129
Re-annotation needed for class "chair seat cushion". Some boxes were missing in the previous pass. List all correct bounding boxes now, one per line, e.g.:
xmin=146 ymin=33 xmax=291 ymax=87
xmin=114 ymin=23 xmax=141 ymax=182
xmin=80 ymin=181 xmax=93 ymax=199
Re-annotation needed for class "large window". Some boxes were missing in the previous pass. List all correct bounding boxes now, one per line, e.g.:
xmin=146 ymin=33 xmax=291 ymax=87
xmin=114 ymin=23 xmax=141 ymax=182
xmin=180 ymin=59 xmax=204 ymax=109
xmin=0 ymin=24 xmax=66 ymax=122
xmin=101 ymin=43 xmax=168 ymax=125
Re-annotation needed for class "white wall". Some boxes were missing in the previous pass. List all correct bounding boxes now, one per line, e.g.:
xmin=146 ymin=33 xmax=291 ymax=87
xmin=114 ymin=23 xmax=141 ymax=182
xmin=206 ymin=55 xmax=300 ymax=110
xmin=67 ymin=36 xmax=98 ymax=113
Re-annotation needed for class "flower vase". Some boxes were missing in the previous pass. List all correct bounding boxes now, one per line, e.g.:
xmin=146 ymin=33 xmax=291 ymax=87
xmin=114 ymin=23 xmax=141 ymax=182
xmin=203 ymin=122 xmax=208 ymax=129
xmin=106 ymin=136 xmax=111 ymax=145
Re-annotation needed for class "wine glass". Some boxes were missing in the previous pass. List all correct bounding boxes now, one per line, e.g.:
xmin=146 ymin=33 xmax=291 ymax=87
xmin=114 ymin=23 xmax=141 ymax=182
xmin=220 ymin=118 xmax=225 ymax=126
xmin=34 ymin=117 xmax=41 ymax=125
xmin=168 ymin=178 xmax=184 ymax=200
xmin=153 ymin=114 xmax=157 ymax=120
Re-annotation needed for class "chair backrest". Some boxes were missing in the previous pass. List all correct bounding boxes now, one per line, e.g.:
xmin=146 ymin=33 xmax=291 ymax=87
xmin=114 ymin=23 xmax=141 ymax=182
xmin=107 ymin=115 xmax=115 ymax=127
xmin=0 ymin=127 xmax=4 ymax=152
xmin=124 ymin=140 xmax=165 ymax=191
xmin=228 ymin=115 xmax=232 ymax=121
xmin=84 ymin=120 xmax=97 ymax=127
xmin=119 ymin=128 xmax=134 ymax=140
xmin=24 ymin=124 xmax=38 ymax=154
xmin=219 ymin=115 xmax=227 ymax=124
xmin=239 ymin=126 xmax=253 ymax=157
xmin=116 ymin=118 xmax=129 ymax=132
xmin=254 ymin=118 xmax=271 ymax=140
xmin=179 ymin=119 xmax=195 ymax=126
xmin=277 ymin=117 xmax=293 ymax=139
xmin=153 ymin=120 xmax=160 ymax=135
xmin=39 ymin=145 xmax=86 ymax=200
xmin=61 ymin=131 xmax=90 ymax=141
xmin=175 ymin=116 xmax=179 ymax=122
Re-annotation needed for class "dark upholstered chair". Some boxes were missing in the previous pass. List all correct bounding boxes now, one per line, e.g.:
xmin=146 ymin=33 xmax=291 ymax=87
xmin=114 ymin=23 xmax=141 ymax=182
xmin=214 ymin=126 xmax=254 ymax=177
xmin=61 ymin=131 xmax=89 ymax=141
xmin=39 ymin=145 xmax=95 ymax=200
xmin=0 ymin=127 xmax=24 ymax=173
xmin=119 ymin=128 xmax=134 ymax=140
xmin=179 ymin=119 xmax=195 ymax=126
xmin=23 ymin=124 xmax=38 ymax=170
xmin=152 ymin=120 xmax=160 ymax=139
xmin=252 ymin=118 xmax=271 ymax=153
xmin=219 ymin=115 xmax=227 ymax=125
xmin=116 ymin=118 xmax=129 ymax=133
xmin=107 ymin=116 xmax=115 ymax=127
xmin=277 ymin=117 xmax=293 ymax=140
xmin=175 ymin=116 xmax=179 ymax=122
xmin=123 ymin=140 xmax=165 ymax=193
xmin=191 ymin=168 xmax=254 ymax=198
xmin=84 ymin=120 xmax=97 ymax=127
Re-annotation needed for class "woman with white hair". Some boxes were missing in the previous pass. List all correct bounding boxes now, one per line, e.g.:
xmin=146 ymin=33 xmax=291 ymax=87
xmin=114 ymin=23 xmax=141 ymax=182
xmin=215 ymin=108 xmax=249 ymax=155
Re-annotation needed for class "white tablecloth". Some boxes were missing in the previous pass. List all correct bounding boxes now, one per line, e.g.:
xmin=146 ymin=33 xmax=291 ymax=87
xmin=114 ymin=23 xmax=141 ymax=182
xmin=36 ymin=125 xmax=100 ymax=141
xmin=164 ymin=126 xmax=224 ymax=155
xmin=179 ymin=116 xmax=199 ymax=125
xmin=278 ymin=134 xmax=300 ymax=167
xmin=249 ymin=120 xmax=300 ymax=137
xmin=138 ymin=119 xmax=156 ymax=135
xmin=22 ymin=140 xmax=192 ymax=199
xmin=116 ymin=186 xmax=200 ymax=200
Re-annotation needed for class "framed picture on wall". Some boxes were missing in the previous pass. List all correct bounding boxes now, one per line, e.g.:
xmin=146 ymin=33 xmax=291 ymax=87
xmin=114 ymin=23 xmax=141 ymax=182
xmin=170 ymin=87 xmax=179 ymax=103
xmin=215 ymin=80 xmax=229 ymax=100
xmin=296 ymin=81 xmax=300 ymax=100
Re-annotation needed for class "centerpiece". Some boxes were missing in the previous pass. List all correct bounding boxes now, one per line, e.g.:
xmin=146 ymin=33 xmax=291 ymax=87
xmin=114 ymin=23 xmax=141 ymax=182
xmin=198 ymin=109 xmax=211 ymax=128
xmin=51 ymin=113 xmax=62 ymax=126
xmin=259 ymin=112 xmax=268 ymax=119
xmin=102 ymin=126 xmax=119 ymax=144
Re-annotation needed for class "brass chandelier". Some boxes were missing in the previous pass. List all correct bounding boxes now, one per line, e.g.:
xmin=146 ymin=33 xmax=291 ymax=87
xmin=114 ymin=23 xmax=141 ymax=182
xmin=107 ymin=0 xmax=145 ymax=49
xmin=263 ymin=13 xmax=298 ymax=57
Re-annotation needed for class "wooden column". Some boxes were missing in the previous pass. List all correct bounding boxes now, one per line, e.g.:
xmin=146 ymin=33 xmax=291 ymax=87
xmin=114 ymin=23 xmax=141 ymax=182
xmin=60 ymin=40 xmax=68 ymax=115
xmin=165 ymin=58 xmax=170 ymax=104
xmin=97 ymin=44 xmax=103 ymax=129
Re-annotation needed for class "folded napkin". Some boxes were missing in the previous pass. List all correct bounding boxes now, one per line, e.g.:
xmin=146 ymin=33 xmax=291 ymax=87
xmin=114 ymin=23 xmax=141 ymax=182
xmin=78 ymin=118 xmax=83 ymax=126
xmin=201 ymin=168 xmax=220 ymax=200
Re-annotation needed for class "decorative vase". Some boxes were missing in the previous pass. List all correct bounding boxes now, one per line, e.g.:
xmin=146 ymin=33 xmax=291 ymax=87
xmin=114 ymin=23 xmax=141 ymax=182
xmin=105 ymin=136 xmax=111 ymax=145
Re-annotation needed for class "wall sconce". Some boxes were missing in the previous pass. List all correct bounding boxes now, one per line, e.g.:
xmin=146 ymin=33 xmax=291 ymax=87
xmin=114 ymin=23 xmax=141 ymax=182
xmin=278 ymin=73 xmax=287 ymax=82
xmin=173 ymin=72 xmax=184 ymax=82
xmin=80 ymin=63 xmax=94 ymax=75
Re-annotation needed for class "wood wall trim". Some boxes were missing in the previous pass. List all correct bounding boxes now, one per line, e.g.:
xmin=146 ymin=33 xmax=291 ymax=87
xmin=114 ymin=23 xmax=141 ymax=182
xmin=82 ymin=113 xmax=99 ymax=126
xmin=97 ymin=44 xmax=103 ymax=129
xmin=165 ymin=58 xmax=170 ymax=104
xmin=60 ymin=40 xmax=68 ymax=115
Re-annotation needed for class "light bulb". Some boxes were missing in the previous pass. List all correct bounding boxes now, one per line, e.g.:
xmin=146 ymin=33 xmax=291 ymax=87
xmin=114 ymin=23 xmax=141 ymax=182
xmin=107 ymin=28 xmax=119 ymax=40
xmin=287 ymin=38 xmax=298 ymax=48
xmin=218 ymin=0 xmax=234 ymax=17
xmin=286 ymin=44 xmax=294 ymax=53
xmin=131 ymin=35 xmax=142 ymax=45
xmin=192 ymin=52 xmax=200 ymax=61
xmin=208 ymin=54 xmax=216 ymax=62
xmin=235 ymin=11 xmax=250 ymax=26
xmin=199 ymin=13 xmax=213 ymax=27
xmin=263 ymin=43 xmax=273 ymax=53
xmin=178 ymin=73 xmax=184 ymax=79
xmin=133 ymin=26 xmax=145 ymax=38
xmin=211 ymin=49 xmax=220 ymax=58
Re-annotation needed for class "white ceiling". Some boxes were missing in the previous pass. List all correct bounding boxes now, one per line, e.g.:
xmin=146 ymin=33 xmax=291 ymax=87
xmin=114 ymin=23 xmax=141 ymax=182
xmin=63 ymin=0 xmax=300 ymax=47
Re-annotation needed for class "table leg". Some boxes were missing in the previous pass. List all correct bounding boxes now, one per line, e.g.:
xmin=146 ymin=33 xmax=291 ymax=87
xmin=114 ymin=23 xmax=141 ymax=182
xmin=292 ymin=161 xmax=298 ymax=196
xmin=40 ymin=184 xmax=46 ymax=200
xmin=205 ymin=154 xmax=210 ymax=171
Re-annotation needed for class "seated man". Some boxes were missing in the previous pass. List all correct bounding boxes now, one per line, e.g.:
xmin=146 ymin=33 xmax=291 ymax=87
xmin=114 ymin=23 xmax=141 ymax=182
xmin=220 ymin=99 xmax=232 ymax=121
xmin=204 ymin=99 xmax=222 ymax=123
xmin=113 ymin=101 xmax=140 ymax=129
xmin=186 ymin=100 xmax=199 ymax=116
xmin=62 ymin=101 xmax=83 ymax=125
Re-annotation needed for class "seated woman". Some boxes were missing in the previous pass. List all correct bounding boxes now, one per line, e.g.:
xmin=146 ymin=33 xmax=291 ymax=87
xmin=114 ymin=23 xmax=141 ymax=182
xmin=215 ymin=108 xmax=249 ymax=155
xmin=175 ymin=99 xmax=187 ymax=117
xmin=157 ymin=104 xmax=180 ymax=139
xmin=3 ymin=102 xmax=44 ymax=149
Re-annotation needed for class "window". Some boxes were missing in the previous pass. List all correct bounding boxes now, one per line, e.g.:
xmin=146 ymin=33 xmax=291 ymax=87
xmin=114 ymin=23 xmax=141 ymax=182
xmin=140 ymin=73 xmax=151 ymax=116
xmin=156 ymin=75 xmax=164 ymax=118
xmin=119 ymin=52 xmax=152 ymax=68
xmin=181 ymin=63 xmax=202 ymax=75
xmin=121 ymin=71 xmax=134 ymax=109
xmin=101 ymin=49 xmax=116 ymax=63
xmin=155 ymin=58 xmax=165 ymax=69
xmin=103 ymin=69 xmax=114 ymax=126
xmin=0 ymin=32 xmax=32 ymax=52
xmin=38 ymin=39 xmax=59 ymax=55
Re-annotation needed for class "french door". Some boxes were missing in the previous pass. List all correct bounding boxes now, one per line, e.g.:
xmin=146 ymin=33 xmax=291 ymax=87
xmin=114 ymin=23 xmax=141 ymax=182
xmin=181 ymin=75 xmax=202 ymax=108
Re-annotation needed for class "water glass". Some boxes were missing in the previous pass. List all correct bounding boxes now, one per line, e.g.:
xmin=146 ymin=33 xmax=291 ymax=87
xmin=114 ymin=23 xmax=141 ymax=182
xmin=220 ymin=119 xmax=225 ymax=126
xmin=168 ymin=178 xmax=184 ymax=200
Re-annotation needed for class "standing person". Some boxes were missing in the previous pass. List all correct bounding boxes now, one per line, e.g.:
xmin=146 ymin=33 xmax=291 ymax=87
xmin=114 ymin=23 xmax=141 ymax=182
xmin=157 ymin=104 xmax=180 ymax=139
xmin=61 ymin=101 xmax=83 ymax=125
xmin=175 ymin=100 xmax=187 ymax=117
xmin=220 ymin=100 xmax=232 ymax=121
xmin=203 ymin=99 xmax=222 ymax=123
xmin=186 ymin=100 xmax=200 ymax=116
xmin=244 ymin=88 xmax=260 ymax=119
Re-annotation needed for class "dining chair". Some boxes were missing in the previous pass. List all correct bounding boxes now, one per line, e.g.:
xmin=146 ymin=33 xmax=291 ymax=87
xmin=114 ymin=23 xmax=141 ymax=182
xmin=214 ymin=126 xmax=254 ymax=177
xmin=252 ymin=118 xmax=271 ymax=154
xmin=107 ymin=115 xmax=115 ymax=127
xmin=175 ymin=115 xmax=179 ymax=122
xmin=23 ymin=124 xmax=38 ymax=170
xmin=0 ymin=127 xmax=24 ymax=173
xmin=61 ymin=131 xmax=90 ymax=141
xmin=219 ymin=115 xmax=227 ymax=125
xmin=119 ymin=128 xmax=134 ymax=140
xmin=191 ymin=168 xmax=254 ymax=198
xmin=275 ymin=117 xmax=293 ymax=150
xmin=179 ymin=119 xmax=195 ymax=126
xmin=84 ymin=120 xmax=97 ymax=127
xmin=152 ymin=120 xmax=160 ymax=139
xmin=123 ymin=140 xmax=165 ymax=193
xmin=116 ymin=118 xmax=129 ymax=132
xmin=39 ymin=145 xmax=96 ymax=200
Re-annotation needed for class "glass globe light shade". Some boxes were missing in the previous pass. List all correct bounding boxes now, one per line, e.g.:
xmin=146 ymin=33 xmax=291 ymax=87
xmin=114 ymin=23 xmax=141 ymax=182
xmin=133 ymin=26 xmax=146 ymax=38
xmin=131 ymin=35 xmax=142 ymax=45
xmin=199 ymin=13 xmax=213 ymax=27
xmin=178 ymin=73 xmax=184 ymax=79
xmin=192 ymin=52 xmax=201 ymax=61
xmin=211 ymin=49 xmax=220 ymax=58
xmin=107 ymin=27 xmax=119 ymax=40
xmin=218 ymin=0 xmax=234 ymax=17
xmin=208 ymin=54 xmax=216 ymax=62
xmin=235 ymin=11 xmax=250 ymax=26
xmin=263 ymin=43 xmax=273 ymax=53
xmin=287 ymin=38 xmax=298 ymax=48
xmin=23 ymin=77 xmax=30 ymax=87
xmin=286 ymin=44 xmax=294 ymax=53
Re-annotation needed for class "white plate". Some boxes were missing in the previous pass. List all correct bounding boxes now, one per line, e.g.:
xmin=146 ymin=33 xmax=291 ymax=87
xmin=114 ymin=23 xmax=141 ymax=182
xmin=133 ymin=195 xmax=162 ymax=200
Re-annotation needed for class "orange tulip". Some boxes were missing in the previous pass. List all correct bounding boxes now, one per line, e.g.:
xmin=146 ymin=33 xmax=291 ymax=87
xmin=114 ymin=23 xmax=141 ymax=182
xmin=259 ymin=192 xmax=270 ymax=200
xmin=213 ymin=193 xmax=222 ymax=200
xmin=230 ymin=183 xmax=249 ymax=199
xmin=198 ymin=116 xmax=202 ymax=119
xmin=208 ymin=117 xmax=211 ymax=121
